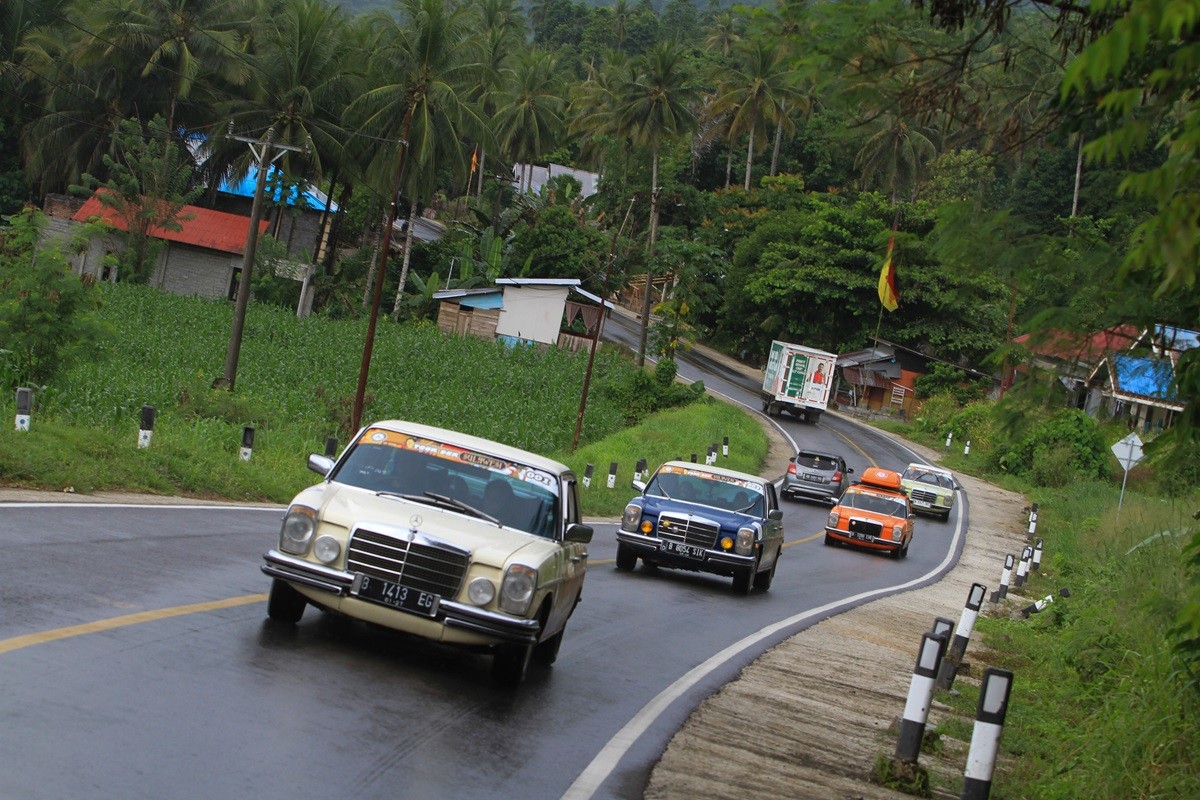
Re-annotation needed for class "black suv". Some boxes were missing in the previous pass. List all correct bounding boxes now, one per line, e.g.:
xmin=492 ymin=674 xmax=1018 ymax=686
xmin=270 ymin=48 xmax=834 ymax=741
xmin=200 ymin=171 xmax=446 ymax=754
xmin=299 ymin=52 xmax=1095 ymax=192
xmin=781 ymin=449 xmax=852 ymax=504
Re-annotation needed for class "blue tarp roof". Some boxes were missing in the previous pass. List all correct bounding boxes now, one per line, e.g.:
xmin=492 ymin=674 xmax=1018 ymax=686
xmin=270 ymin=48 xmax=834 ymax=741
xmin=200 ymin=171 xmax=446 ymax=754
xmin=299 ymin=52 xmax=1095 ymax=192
xmin=1113 ymin=354 xmax=1176 ymax=400
xmin=219 ymin=165 xmax=336 ymax=212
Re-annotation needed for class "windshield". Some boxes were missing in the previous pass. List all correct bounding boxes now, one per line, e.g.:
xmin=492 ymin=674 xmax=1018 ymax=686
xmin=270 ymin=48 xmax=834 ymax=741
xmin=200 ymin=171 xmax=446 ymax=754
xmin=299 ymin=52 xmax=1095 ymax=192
xmin=839 ymin=489 xmax=908 ymax=519
xmin=331 ymin=428 xmax=560 ymax=538
xmin=795 ymin=452 xmax=839 ymax=471
xmin=902 ymin=467 xmax=954 ymax=489
xmin=645 ymin=465 xmax=766 ymax=515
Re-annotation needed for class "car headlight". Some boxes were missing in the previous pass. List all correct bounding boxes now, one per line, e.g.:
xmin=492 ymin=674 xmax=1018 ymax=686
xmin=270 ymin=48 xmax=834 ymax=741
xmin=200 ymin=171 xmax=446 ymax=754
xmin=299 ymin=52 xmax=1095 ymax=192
xmin=735 ymin=526 xmax=756 ymax=556
xmin=467 ymin=577 xmax=496 ymax=606
xmin=891 ymin=524 xmax=904 ymax=541
xmin=827 ymin=511 xmax=839 ymax=527
xmin=941 ymin=493 xmax=953 ymax=506
xmin=312 ymin=535 xmax=340 ymax=564
xmin=499 ymin=564 xmax=537 ymax=615
xmin=280 ymin=506 xmax=318 ymax=554
xmin=621 ymin=503 xmax=643 ymax=532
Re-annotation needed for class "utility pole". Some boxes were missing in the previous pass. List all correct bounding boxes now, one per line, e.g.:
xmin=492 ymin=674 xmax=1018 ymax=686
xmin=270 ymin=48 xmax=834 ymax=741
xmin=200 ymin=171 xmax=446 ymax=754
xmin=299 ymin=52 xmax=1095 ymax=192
xmin=219 ymin=125 xmax=305 ymax=390
xmin=636 ymin=185 xmax=662 ymax=367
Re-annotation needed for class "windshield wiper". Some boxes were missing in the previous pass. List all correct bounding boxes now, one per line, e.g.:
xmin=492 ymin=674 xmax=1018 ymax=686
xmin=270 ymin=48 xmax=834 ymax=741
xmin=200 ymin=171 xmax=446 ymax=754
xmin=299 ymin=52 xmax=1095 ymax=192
xmin=377 ymin=490 xmax=500 ymax=525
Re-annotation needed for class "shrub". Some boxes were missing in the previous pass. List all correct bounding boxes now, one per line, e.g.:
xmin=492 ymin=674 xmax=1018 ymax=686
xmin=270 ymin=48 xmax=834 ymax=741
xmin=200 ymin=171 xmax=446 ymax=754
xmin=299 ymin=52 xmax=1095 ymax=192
xmin=1005 ymin=409 xmax=1108 ymax=484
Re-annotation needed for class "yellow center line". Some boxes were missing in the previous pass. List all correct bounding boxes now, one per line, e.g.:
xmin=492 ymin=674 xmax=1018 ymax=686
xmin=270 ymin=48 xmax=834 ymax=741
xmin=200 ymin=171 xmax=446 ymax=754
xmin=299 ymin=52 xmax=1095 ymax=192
xmin=0 ymin=594 xmax=267 ymax=656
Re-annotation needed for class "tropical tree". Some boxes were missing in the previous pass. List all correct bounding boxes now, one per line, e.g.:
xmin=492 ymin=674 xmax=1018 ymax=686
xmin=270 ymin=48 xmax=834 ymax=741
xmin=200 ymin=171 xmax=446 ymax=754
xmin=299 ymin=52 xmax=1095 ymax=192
xmin=613 ymin=42 xmax=697 ymax=364
xmin=492 ymin=48 xmax=565 ymax=194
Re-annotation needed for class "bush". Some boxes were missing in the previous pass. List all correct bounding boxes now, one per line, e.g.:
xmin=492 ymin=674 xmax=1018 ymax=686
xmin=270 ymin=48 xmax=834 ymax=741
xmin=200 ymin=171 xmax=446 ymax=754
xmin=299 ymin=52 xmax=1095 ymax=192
xmin=1003 ymin=409 xmax=1108 ymax=484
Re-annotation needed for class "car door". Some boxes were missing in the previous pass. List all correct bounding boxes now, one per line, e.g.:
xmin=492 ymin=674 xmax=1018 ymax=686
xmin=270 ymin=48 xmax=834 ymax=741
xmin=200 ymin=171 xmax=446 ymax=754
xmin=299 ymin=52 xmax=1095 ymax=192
xmin=544 ymin=479 xmax=587 ymax=636
xmin=761 ymin=483 xmax=784 ymax=567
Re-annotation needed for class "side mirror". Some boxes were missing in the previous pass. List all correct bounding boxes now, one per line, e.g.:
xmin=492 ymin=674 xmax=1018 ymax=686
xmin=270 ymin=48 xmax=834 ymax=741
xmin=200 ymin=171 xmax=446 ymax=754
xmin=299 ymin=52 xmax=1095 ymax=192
xmin=631 ymin=479 xmax=647 ymax=493
xmin=767 ymin=509 xmax=783 ymax=521
xmin=845 ymin=466 xmax=855 ymax=474
xmin=788 ymin=455 xmax=796 ymax=463
xmin=565 ymin=523 xmax=593 ymax=544
xmin=308 ymin=453 xmax=335 ymax=477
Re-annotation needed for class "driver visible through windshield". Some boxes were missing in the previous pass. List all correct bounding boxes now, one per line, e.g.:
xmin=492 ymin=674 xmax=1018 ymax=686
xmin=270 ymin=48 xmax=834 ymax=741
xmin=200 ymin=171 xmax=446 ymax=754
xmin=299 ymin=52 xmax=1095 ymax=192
xmin=645 ymin=464 xmax=766 ymax=515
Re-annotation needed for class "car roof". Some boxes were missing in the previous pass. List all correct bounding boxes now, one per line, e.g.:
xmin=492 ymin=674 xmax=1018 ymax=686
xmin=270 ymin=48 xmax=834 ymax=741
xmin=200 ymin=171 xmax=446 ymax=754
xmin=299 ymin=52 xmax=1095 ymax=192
xmin=905 ymin=462 xmax=955 ymax=478
xmin=655 ymin=460 xmax=766 ymax=485
xmin=855 ymin=467 xmax=904 ymax=492
xmin=359 ymin=419 xmax=573 ymax=475
xmin=796 ymin=449 xmax=843 ymax=461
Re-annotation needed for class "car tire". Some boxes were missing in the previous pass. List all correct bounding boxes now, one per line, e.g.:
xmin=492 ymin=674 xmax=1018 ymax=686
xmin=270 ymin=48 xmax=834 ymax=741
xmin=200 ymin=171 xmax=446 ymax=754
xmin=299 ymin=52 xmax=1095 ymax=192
xmin=492 ymin=643 xmax=533 ymax=687
xmin=823 ymin=533 xmax=837 ymax=547
xmin=753 ymin=557 xmax=777 ymax=591
xmin=732 ymin=564 xmax=755 ymax=595
xmin=533 ymin=628 xmax=564 ymax=666
xmin=615 ymin=543 xmax=637 ymax=571
xmin=267 ymin=579 xmax=306 ymax=624
xmin=900 ymin=538 xmax=911 ymax=558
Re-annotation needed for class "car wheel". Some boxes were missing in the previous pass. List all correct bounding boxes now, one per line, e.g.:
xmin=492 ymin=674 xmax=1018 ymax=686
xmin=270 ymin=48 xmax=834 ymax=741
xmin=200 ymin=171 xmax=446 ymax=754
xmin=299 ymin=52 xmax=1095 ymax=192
xmin=615 ymin=543 xmax=638 ymax=571
xmin=753 ymin=557 xmax=777 ymax=591
xmin=267 ymin=579 xmax=306 ymax=624
xmin=732 ymin=563 xmax=755 ymax=595
xmin=532 ymin=627 xmax=564 ymax=666
xmin=492 ymin=643 xmax=533 ymax=687
xmin=823 ymin=533 xmax=837 ymax=547
xmin=900 ymin=537 xmax=911 ymax=558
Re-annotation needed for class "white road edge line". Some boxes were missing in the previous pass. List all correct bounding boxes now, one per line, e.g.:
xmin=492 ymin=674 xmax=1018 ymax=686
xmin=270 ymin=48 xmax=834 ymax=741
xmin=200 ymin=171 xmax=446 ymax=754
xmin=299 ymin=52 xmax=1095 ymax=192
xmin=563 ymin=501 xmax=967 ymax=800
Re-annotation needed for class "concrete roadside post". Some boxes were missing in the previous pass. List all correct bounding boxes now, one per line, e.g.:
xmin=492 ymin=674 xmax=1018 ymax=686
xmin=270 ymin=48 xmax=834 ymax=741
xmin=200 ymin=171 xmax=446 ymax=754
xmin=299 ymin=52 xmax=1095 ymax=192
xmin=945 ymin=431 xmax=953 ymax=450
xmin=722 ymin=436 xmax=729 ymax=457
xmin=990 ymin=554 xmax=1015 ymax=603
xmin=240 ymin=426 xmax=255 ymax=462
xmin=1014 ymin=546 xmax=1032 ymax=588
xmin=583 ymin=464 xmax=594 ymax=489
xmin=138 ymin=405 xmax=156 ymax=449
xmin=937 ymin=583 xmax=987 ymax=691
xmin=1027 ymin=503 xmax=1038 ymax=538
xmin=1032 ymin=539 xmax=1043 ymax=571
xmin=15 ymin=387 xmax=32 ymax=432
xmin=894 ymin=632 xmax=948 ymax=766
xmin=960 ymin=668 xmax=1015 ymax=800
xmin=634 ymin=458 xmax=647 ymax=483
xmin=324 ymin=436 xmax=339 ymax=457
xmin=964 ymin=439 xmax=971 ymax=457
xmin=606 ymin=462 xmax=617 ymax=489
xmin=1022 ymin=588 xmax=1071 ymax=618
xmin=931 ymin=617 xmax=954 ymax=641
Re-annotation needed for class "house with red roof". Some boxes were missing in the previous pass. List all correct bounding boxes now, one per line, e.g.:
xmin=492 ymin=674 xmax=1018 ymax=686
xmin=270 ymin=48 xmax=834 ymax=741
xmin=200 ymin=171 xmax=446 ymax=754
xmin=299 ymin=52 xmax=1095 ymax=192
xmin=69 ymin=192 xmax=269 ymax=300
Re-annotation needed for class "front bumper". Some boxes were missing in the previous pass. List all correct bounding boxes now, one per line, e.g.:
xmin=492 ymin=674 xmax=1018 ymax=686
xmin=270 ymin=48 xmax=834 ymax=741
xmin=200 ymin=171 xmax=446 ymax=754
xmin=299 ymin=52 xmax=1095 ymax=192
xmin=825 ymin=526 xmax=903 ymax=553
xmin=782 ymin=479 xmax=838 ymax=502
xmin=262 ymin=549 xmax=541 ymax=645
xmin=616 ymin=530 xmax=756 ymax=571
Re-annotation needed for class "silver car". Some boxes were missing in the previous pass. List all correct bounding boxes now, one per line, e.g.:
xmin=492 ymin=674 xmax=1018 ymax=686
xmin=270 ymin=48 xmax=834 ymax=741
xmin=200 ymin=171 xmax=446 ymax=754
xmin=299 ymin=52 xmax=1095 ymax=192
xmin=781 ymin=449 xmax=852 ymax=504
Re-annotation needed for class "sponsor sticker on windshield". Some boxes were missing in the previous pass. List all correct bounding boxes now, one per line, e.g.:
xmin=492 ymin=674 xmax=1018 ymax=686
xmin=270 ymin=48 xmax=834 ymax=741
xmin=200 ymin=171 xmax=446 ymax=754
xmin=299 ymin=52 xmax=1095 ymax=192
xmin=657 ymin=463 xmax=764 ymax=494
xmin=360 ymin=428 xmax=559 ymax=494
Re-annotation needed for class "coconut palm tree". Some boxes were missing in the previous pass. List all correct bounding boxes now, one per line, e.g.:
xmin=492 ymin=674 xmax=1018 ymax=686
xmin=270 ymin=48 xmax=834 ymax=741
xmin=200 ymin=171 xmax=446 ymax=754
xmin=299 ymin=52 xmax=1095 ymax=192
xmin=853 ymin=110 xmax=939 ymax=202
xmin=613 ymin=41 xmax=697 ymax=365
xmin=493 ymin=48 xmax=565 ymax=194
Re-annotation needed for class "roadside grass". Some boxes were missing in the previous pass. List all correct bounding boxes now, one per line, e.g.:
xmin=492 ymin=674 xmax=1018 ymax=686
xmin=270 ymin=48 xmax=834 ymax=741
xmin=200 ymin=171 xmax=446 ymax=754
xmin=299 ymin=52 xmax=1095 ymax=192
xmin=0 ymin=283 xmax=771 ymax=512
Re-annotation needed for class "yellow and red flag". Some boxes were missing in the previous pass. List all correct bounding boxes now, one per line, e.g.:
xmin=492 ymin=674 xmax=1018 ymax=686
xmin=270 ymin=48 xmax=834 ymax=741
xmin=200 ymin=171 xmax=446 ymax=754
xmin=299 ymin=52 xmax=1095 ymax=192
xmin=878 ymin=236 xmax=899 ymax=312
xmin=470 ymin=145 xmax=478 ymax=175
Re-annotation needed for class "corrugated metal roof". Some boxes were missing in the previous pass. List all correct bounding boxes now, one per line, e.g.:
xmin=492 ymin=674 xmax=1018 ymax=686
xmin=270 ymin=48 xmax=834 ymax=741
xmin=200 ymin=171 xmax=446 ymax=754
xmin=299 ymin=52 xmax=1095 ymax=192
xmin=841 ymin=366 xmax=892 ymax=389
xmin=72 ymin=191 xmax=267 ymax=255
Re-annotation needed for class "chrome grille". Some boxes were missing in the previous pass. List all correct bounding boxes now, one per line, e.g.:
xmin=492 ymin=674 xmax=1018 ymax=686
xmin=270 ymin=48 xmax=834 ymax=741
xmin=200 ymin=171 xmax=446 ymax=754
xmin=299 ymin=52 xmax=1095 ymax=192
xmin=347 ymin=528 xmax=468 ymax=597
xmin=910 ymin=488 xmax=938 ymax=504
xmin=657 ymin=513 xmax=720 ymax=549
xmin=848 ymin=517 xmax=882 ymax=538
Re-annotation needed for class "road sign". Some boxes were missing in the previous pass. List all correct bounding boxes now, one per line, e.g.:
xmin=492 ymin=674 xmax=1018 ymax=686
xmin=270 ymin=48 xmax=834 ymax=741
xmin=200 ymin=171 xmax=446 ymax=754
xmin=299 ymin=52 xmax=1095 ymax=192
xmin=1111 ymin=432 xmax=1145 ymax=470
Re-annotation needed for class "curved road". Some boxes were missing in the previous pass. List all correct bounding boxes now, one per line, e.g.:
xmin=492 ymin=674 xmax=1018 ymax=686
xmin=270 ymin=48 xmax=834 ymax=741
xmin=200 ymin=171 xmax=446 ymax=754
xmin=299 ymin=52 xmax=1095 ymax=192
xmin=0 ymin=323 xmax=965 ymax=800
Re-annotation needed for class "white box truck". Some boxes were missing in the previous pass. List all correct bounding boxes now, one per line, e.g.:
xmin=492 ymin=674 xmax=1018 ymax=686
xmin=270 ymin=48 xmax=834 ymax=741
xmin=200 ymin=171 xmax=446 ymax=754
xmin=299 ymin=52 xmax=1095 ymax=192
xmin=761 ymin=340 xmax=836 ymax=423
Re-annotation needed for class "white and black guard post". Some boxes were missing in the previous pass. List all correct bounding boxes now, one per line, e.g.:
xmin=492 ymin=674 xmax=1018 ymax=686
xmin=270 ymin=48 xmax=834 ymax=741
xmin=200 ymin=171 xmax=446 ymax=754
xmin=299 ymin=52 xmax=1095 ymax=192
xmin=1014 ymin=546 xmax=1032 ymax=588
xmin=945 ymin=431 xmax=953 ymax=449
xmin=634 ymin=458 xmax=647 ymax=483
xmin=15 ymin=387 xmax=32 ymax=432
xmin=705 ymin=445 xmax=716 ymax=466
xmin=606 ymin=461 xmax=617 ymax=489
xmin=690 ymin=453 xmax=698 ymax=463
xmin=990 ymin=554 xmax=1015 ymax=603
xmin=583 ymin=463 xmax=594 ymax=489
xmin=894 ymin=632 xmax=948 ymax=765
xmin=960 ymin=667 xmax=1015 ymax=800
xmin=964 ymin=439 xmax=971 ymax=456
xmin=240 ymin=426 xmax=255 ymax=462
xmin=324 ymin=436 xmax=339 ymax=457
xmin=1021 ymin=587 xmax=1071 ymax=618
xmin=931 ymin=616 xmax=955 ymax=642
xmin=138 ymin=405 xmax=156 ymax=449
xmin=937 ymin=582 xmax=987 ymax=691
xmin=722 ymin=436 xmax=729 ymax=457
xmin=1027 ymin=503 xmax=1038 ymax=538
xmin=1032 ymin=538 xmax=1043 ymax=572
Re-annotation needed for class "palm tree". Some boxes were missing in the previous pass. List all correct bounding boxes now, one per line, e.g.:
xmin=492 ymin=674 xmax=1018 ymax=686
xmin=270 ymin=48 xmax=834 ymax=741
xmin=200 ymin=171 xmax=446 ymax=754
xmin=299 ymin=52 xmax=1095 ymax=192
xmin=708 ymin=36 xmax=796 ymax=191
xmin=348 ymin=0 xmax=481 ymax=316
xmin=493 ymin=48 xmax=565 ymax=194
xmin=77 ymin=0 xmax=258 ymax=133
xmin=613 ymin=42 xmax=697 ymax=365
xmin=853 ymin=110 xmax=939 ymax=202
xmin=704 ymin=12 xmax=742 ymax=58
xmin=466 ymin=0 xmax=525 ymax=199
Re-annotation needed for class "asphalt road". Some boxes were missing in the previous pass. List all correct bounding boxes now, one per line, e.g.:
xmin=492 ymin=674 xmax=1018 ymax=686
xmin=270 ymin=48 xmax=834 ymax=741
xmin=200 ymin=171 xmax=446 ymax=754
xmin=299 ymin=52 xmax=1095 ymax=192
xmin=0 ymin=325 xmax=964 ymax=800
